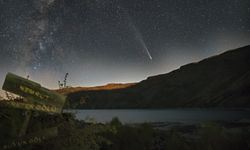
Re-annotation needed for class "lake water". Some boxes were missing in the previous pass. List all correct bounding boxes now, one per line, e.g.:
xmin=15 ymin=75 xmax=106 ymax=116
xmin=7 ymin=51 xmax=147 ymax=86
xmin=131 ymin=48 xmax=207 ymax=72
xmin=65 ymin=109 xmax=250 ymax=124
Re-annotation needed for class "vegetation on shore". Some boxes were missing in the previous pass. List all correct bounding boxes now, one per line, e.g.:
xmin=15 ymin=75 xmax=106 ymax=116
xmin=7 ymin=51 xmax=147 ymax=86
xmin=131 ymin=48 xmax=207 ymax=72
xmin=0 ymin=108 xmax=249 ymax=150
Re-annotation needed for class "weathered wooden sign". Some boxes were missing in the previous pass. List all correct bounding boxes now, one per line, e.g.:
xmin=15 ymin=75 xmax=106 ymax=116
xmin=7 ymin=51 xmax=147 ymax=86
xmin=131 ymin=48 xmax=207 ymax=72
xmin=1 ymin=73 xmax=66 ymax=113
xmin=0 ymin=73 xmax=67 ymax=149
xmin=2 ymin=127 xmax=58 ymax=149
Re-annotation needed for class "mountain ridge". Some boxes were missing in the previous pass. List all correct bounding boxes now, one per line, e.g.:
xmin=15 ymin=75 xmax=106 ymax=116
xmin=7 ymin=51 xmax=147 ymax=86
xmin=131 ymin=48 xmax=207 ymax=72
xmin=62 ymin=45 xmax=250 ymax=108
xmin=57 ymin=83 xmax=136 ymax=94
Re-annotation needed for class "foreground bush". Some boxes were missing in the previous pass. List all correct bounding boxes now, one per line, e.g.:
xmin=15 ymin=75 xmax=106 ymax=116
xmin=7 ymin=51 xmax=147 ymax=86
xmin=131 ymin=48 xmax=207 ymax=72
xmin=0 ymin=109 xmax=249 ymax=150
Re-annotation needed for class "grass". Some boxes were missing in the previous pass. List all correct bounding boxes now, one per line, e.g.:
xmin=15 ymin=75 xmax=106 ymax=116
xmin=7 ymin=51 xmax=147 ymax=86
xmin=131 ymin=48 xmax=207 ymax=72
xmin=0 ymin=108 xmax=249 ymax=150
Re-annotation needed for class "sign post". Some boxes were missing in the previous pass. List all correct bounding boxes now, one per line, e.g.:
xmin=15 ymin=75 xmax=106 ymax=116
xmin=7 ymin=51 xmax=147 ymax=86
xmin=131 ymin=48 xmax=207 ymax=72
xmin=0 ymin=73 xmax=67 ymax=149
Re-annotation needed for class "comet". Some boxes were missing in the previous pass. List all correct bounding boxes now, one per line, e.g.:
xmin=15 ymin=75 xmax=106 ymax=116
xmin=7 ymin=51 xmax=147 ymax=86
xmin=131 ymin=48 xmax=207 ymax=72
xmin=122 ymin=7 xmax=153 ymax=60
xmin=131 ymin=19 xmax=153 ymax=60
xmin=135 ymin=27 xmax=153 ymax=60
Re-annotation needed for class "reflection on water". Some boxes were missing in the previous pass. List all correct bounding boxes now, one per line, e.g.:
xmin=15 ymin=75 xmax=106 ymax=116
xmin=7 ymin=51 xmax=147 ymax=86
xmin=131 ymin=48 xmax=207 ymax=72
xmin=65 ymin=109 xmax=250 ymax=123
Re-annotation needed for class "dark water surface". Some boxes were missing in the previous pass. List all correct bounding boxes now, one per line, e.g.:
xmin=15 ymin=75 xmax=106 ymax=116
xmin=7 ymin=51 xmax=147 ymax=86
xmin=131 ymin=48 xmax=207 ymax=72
xmin=65 ymin=109 xmax=250 ymax=123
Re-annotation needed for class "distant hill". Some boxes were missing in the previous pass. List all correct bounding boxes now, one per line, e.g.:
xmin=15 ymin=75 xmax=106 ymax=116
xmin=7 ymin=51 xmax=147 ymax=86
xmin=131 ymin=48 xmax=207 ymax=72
xmin=58 ymin=83 xmax=135 ymax=94
xmin=62 ymin=45 xmax=250 ymax=108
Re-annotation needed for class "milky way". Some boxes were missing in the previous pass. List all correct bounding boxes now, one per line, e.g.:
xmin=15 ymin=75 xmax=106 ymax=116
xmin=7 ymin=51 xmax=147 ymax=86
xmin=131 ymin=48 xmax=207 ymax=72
xmin=0 ymin=0 xmax=249 ymax=89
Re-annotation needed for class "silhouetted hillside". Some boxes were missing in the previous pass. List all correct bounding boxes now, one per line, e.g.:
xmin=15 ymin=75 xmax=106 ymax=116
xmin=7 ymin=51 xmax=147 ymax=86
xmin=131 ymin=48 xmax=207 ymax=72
xmin=64 ymin=45 xmax=250 ymax=108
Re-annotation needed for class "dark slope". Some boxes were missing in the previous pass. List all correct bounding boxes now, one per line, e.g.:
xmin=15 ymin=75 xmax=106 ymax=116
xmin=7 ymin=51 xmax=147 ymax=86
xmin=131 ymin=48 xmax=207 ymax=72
xmin=66 ymin=45 xmax=250 ymax=108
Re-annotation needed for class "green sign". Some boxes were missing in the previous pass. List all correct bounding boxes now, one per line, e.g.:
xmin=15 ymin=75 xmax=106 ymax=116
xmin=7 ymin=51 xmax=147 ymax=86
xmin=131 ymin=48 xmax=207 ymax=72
xmin=2 ymin=73 xmax=66 ymax=113
xmin=2 ymin=127 xmax=58 ymax=149
xmin=0 ymin=100 xmax=62 ymax=113
xmin=0 ymin=73 xmax=67 ymax=149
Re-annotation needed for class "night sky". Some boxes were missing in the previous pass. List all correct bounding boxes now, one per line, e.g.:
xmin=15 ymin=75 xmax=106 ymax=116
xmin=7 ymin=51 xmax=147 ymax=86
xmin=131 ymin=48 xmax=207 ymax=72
xmin=0 ymin=0 xmax=250 ymax=89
